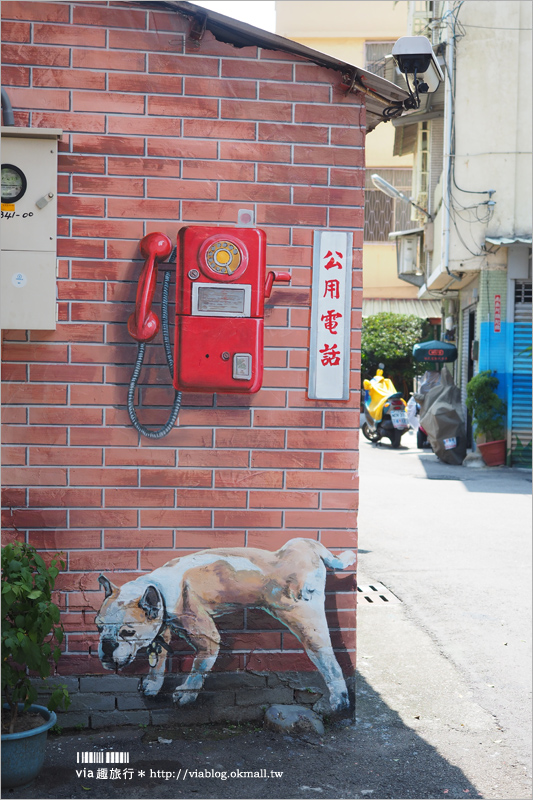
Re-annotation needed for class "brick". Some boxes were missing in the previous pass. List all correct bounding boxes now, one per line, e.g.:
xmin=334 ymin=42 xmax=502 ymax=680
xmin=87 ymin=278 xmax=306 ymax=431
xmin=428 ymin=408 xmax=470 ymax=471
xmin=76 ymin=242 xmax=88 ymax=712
xmin=141 ymin=469 xmax=211 ymax=486
xmin=140 ymin=509 xmax=211 ymax=528
xmin=104 ymin=529 xmax=173 ymax=549
xmin=178 ymin=450 xmax=249 ymax=467
xmin=214 ymin=470 xmax=283 ymax=489
xmin=73 ymin=5 xmax=147 ymax=28
xmin=2 ymin=363 xmax=26 ymax=381
xmin=221 ymin=100 xmax=291 ymax=123
xmin=285 ymin=510 xmax=357 ymax=528
xmin=69 ymin=552 xmax=137 ymax=572
xmin=258 ymin=122 xmax=328 ymax=144
xmin=73 ymin=91 xmax=145 ymax=115
xmin=33 ymin=24 xmax=105 ymax=47
xmin=107 ymin=198 xmax=179 ymax=219
xmin=58 ymin=154 xmax=105 ymax=174
xmin=109 ymin=29 xmax=180 ymax=52
xmin=250 ymin=490 xmax=318 ymax=509
xmin=73 ymin=176 xmax=144 ymax=198
xmin=147 ymin=178 xmax=217 ymax=200
xmin=69 ymin=508 xmax=137 ymax=528
xmin=222 ymin=60 xmax=292 ymax=81
xmin=215 ymin=429 xmax=284 ymax=449
xmin=286 ymin=471 xmax=357 ymax=490
xmin=220 ymin=141 xmax=291 ymax=163
xmin=295 ymin=104 xmax=363 ymax=126
xmin=57 ymin=196 xmax=104 ymax=217
xmin=2 ymin=2 xmax=70 ymax=22
xmin=30 ymin=447 xmax=102 ymax=466
xmin=2 ymin=408 xmax=27 ymax=423
xmin=183 ymin=77 xmax=256 ymax=100
xmin=79 ymin=675 xmax=140 ymax=692
xmin=219 ymin=182 xmax=290 ymax=203
xmin=214 ymin=510 xmax=282 ymax=528
xmin=105 ymin=488 xmax=174 ymax=508
xmin=331 ymin=126 xmax=365 ymax=147
xmin=293 ymin=186 xmax=363 ymax=206
xmin=108 ymin=156 xmax=181 ymax=177
xmin=33 ymin=68 xmax=106 ymax=90
xmin=320 ymin=531 xmax=357 ymax=549
xmin=2 ymin=426 xmax=66 ymax=445
xmin=330 ymin=207 xmax=365 ymax=228
xmin=174 ymin=490 xmax=247 ymax=508
xmin=188 ymin=120 xmax=255 ymax=145
xmin=54 ymin=711 xmax=90 ymax=728
xmin=70 ymin=468 xmax=138 ymax=487
xmin=149 ymin=53 xmax=219 ymax=76
xmin=181 ymin=201 xmax=242 ymax=223
xmin=182 ymin=160 xmax=253 ymax=182
xmin=295 ymin=145 xmax=364 ymax=167
xmin=1 ymin=467 xmax=67 ymax=486
xmin=108 ymin=72 xmax=183 ymax=94
xmin=70 ymin=428 xmax=138 ymax=447
xmin=2 ymin=384 xmax=67 ymax=404
xmin=259 ymin=81 xmax=330 ymax=103
xmin=56 ymin=283 xmax=105 ymax=301
xmin=73 ymin=48 xmax=146 ymax=71
xmin=257 ymin=163 xmax=328 ymax=185
xmin=321 ymin=491 xmax=358 ymax=510
xmin=287 ymin=430 xmax=358 ymax=450
xmin=72 ymin=135 xmax=144 ymax=155
xmin=28 ymin=531 xmax=101 ymax=550
xmin=2 ymin=342 xmax=68 ymax=362
xmin=2 ymin=21 xmax=31 ymax=42
xmin=108 ymin=116 xmax=182 ymax=136
xmin=295 ymin=63 xmax=339 ymax=83
xmin=4 ymin=508 xmax=67 ymax=529
xmin=253 ymin=410 xmax=321 ymax=427
xmin=29 ymin=488 xmax=102 ymax=508
xmin=1 ymin=65 xmax=30 ymax=85
xmin=148 ymin=95 xmax=218 ymax=118
xmin=2 ymin=44 xmax=70 ymax=67
xmin=147 ymin=137 xmax=218 ymax=159
xmin=171 ymin=530 xmax=245 ymax=548
xmin=251 ymin=450 xmax=321 ymax=469
xmin=29 ymin=407 xmax=102 ymax=425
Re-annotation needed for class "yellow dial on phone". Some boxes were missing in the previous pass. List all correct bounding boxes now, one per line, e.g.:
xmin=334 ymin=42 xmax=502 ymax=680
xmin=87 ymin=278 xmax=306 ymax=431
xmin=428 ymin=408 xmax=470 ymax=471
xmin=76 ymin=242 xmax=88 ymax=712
xmin=206 ymin=241 xmax=241 ymax=275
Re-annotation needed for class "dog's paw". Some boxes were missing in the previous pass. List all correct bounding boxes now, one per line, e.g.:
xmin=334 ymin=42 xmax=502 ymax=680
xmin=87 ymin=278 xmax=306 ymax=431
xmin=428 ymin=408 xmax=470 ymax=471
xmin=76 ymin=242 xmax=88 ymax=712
xmin=330 ymin=689 xmax=350 ymax=712
xmin=172 ymin=687 xmax=199 ymax=706
xmin=140 ymin=676 xmax=164 ymax=697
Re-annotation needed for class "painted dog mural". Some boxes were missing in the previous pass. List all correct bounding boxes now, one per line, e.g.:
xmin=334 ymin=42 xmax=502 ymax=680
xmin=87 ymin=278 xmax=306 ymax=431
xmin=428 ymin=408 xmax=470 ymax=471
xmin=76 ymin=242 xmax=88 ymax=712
xmin=96 ymin=538 xmax=356 ymax=711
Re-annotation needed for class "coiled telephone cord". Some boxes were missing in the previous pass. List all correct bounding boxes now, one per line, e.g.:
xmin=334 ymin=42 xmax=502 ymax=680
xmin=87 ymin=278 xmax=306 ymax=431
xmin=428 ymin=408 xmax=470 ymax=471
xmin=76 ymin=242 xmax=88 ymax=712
xmin=127 ymin=268 xmax=182 ymax=439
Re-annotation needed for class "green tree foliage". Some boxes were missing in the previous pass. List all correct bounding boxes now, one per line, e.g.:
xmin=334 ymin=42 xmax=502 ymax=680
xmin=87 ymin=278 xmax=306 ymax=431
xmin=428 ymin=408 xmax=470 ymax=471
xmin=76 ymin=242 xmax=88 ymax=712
xmin=362 ymin=312 xmax=427 ymax=393
xmin=466 ymin=370 xmax=506 ymax=442
xmin=2 ymin=541 xmax=70 ymax=733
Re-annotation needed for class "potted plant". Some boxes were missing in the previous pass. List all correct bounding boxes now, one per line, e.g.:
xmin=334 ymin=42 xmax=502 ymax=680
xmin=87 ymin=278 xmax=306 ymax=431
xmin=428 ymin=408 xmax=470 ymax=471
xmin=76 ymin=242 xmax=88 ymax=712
xmin=465 ymin=370 xmax=507 ymax=466
xmin=2 ymin=541 xmax=70 ymax=789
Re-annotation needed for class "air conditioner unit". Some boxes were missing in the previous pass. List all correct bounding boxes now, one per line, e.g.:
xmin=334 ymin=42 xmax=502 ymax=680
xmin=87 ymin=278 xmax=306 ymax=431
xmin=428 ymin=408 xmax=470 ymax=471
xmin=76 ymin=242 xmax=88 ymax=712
xmin=398 ymin=234 xmax=420 ymax=274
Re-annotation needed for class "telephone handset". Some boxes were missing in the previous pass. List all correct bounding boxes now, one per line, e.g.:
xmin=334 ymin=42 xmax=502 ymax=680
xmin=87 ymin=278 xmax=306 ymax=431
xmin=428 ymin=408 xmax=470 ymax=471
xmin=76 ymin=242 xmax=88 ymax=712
xmin=127 ymin=225 xmax=290 ymax=438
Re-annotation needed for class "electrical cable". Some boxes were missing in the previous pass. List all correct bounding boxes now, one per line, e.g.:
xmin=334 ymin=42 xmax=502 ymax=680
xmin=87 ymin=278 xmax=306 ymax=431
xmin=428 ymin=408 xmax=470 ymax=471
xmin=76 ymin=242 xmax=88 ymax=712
xmin=127 ymin=268 xmax=182 ymax=439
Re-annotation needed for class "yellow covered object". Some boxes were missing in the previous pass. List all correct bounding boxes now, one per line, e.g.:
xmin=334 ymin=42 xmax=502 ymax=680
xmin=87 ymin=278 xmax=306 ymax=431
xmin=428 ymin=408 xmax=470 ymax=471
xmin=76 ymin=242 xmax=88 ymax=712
xmin=363 ymin=369 xmax=398 ymax=422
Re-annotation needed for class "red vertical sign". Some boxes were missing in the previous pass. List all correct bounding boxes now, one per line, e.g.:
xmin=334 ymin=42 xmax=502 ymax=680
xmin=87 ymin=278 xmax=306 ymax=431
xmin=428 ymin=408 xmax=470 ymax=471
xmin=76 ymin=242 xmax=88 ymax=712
xmin=494 ymin=294 xmax=501 ymax=333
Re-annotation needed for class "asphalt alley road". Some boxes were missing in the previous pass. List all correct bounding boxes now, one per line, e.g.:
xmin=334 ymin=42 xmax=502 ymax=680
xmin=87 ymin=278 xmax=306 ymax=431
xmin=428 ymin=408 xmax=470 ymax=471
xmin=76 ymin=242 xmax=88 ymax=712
xmin=357 ymin=431 xmax=532 ymax=798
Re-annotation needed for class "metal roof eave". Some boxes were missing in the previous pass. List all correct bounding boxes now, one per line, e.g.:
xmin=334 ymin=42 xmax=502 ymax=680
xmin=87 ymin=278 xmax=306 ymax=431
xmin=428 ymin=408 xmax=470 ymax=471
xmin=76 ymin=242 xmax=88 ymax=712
xmin=137 ymin=0 xmax=409 ymax=131
xmin=486 ymin=236 xmax=532 ymax=246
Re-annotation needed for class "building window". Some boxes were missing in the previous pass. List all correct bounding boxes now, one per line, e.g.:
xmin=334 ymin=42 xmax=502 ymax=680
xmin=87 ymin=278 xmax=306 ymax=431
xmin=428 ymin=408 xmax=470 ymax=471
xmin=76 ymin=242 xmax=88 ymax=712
xmin=365 ymin=41 xmax=404 ymax=88
xmin=364 ymin=169 xmax=416 ymax=242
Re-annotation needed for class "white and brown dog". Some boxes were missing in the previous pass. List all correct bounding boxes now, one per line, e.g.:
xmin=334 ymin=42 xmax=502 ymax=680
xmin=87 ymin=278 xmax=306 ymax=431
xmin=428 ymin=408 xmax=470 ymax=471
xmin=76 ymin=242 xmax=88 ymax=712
xmin=96 ymin=538 xmax=356 ymax=711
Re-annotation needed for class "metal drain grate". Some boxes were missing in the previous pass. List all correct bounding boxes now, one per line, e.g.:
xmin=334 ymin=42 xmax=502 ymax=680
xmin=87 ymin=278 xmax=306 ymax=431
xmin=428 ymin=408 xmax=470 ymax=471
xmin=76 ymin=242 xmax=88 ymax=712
xmin=357 ymin=582 xmax=401 ymax=604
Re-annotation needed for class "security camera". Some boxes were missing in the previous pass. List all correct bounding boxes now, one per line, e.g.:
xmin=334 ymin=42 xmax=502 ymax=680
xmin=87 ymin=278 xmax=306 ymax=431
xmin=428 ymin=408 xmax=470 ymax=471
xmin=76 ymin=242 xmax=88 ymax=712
xmin=392 ymin=36 xmax=444 ymax=94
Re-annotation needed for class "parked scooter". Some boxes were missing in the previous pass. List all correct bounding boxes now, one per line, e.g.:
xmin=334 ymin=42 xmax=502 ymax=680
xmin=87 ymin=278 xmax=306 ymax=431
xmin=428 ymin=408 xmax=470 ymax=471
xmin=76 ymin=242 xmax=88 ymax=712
xmin=362 ymin=364 xmax=409 ymax=448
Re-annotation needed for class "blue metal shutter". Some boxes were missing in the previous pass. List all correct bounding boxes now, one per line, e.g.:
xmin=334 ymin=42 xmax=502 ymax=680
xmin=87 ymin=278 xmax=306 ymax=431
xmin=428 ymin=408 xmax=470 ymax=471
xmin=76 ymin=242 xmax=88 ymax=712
xmin=511 ymin=282 xmax=532 ymax=467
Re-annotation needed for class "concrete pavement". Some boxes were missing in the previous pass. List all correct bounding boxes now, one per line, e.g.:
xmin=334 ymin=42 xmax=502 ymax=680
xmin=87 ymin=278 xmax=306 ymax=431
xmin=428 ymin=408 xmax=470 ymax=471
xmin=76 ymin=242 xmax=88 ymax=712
xmin=357 ymin=432 xmax=532 ymax=798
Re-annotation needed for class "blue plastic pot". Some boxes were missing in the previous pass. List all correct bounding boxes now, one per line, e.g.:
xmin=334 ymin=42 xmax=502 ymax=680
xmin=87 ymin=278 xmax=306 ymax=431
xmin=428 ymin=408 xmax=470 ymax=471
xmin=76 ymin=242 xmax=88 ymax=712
xmin=1 ymin=704 xmax=57 ymax=788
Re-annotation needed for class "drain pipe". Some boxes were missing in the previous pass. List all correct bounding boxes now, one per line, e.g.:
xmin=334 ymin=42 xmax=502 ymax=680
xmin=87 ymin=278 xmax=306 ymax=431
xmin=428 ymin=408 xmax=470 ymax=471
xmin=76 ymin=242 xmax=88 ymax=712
xmin=1 ymin=87 xmax=15 ymax=126
xmin=441 ymin=2 xmax=455 ymax=279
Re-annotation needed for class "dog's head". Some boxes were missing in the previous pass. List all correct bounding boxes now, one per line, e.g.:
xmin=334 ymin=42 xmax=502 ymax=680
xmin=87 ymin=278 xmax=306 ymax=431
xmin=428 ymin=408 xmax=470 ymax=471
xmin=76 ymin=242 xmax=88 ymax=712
xmin=95 ymin=575 xmax=164 ymax=670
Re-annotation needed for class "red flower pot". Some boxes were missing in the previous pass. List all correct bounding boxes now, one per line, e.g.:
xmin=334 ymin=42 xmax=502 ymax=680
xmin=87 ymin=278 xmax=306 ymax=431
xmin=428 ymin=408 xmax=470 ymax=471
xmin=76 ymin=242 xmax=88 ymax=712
xmin=477 ymin=439 xmax=506 ymax=467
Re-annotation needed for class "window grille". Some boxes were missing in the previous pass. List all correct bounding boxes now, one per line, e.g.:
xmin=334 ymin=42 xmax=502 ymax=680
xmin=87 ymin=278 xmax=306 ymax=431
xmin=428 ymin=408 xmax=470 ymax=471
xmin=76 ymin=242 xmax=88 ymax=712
xmin=364 ymin=169 xmax=417 ymax=242
xmin=412 ymin=122 xmax=430 ymax=223
xmin=515 ymin=281 xmax=532 ymax=304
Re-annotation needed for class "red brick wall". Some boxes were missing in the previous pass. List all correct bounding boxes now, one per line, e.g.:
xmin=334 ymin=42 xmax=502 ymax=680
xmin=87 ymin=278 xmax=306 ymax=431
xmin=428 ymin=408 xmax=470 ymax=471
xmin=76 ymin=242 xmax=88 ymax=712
xmin=1 ymin=1 xmax=362 ymax=679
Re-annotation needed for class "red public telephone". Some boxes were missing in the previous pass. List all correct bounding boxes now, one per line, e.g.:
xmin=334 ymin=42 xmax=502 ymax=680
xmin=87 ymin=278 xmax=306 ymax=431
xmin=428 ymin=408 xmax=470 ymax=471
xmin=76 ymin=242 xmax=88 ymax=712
xmin=127 ymin=226 xmax=290 ymax=437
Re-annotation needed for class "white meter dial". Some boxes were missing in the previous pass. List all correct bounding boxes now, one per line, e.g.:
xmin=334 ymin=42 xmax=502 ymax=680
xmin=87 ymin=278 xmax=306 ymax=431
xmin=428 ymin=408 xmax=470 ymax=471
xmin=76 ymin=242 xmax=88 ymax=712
xmin=1 ymin=164 xmax=27 ymax=203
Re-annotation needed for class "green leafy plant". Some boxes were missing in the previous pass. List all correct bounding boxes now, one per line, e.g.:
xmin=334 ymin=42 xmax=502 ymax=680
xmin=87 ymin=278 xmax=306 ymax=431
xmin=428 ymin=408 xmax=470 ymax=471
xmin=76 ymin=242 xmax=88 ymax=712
xmin=362 ymin=312 xmax=430 ymax=394
xmin=465 ymin=371 xmax=507 ymax=442
xmin=2 ymin=541 xmax=71 ymax=734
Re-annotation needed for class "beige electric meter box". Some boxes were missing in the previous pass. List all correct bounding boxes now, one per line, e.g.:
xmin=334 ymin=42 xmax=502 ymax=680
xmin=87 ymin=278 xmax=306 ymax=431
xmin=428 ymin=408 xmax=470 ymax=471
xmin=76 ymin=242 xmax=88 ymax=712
xmin=1 ymin=126 xmax=62 ymax=330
